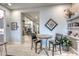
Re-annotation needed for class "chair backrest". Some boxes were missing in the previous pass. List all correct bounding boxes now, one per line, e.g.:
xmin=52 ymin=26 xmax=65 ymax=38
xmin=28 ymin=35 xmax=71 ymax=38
xmin=31 ymin=33 xmax=37 ymax=40
xmin=55 ymin=33 xmax=63 ymax=44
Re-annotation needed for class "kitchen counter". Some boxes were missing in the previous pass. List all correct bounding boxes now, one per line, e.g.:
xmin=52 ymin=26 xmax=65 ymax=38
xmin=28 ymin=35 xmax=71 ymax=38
xmin=68 ymin=35 xmax=79 ymax=55
xmin=69 ymin=36 xmax=79 ymax=41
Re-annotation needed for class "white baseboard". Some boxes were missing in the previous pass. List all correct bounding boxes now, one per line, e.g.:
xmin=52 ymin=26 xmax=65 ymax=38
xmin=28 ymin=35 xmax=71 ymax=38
xmin=70 ymin=47 xmax=79 ymax=55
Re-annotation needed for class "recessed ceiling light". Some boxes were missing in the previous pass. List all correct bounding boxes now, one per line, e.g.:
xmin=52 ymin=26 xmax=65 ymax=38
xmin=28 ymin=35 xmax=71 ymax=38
xmin=8 ymin=3 xmax=12 ymax=6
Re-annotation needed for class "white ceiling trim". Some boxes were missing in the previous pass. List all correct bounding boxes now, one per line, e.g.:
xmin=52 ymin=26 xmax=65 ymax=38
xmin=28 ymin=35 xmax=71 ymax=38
xmin=0 ymin=3 xmax=71 ymax=10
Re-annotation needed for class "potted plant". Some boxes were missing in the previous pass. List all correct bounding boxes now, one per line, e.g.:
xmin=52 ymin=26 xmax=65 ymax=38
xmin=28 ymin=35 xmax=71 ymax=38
xmin=61 ymin=36 xmax=72 ymax=51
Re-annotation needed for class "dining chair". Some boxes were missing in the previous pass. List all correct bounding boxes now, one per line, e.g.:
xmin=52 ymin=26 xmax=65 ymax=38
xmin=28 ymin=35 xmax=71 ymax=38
xmin=0 ymin=42 xmax=8 ymax=56
xmin=49 ymin=33 xmax=63 ymax=56
xmin=31 ymin=33 xmax=42 ymax=53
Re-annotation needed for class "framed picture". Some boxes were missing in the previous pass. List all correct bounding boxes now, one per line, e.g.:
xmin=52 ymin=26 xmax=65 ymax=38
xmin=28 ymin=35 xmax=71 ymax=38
xmin=45 ymin=18 xmax=58 ymax=31
xmin=11 ymin=22 xmax=18 ymax=30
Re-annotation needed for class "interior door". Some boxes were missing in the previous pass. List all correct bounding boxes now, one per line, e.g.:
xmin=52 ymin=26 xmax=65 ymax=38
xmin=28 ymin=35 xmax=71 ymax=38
xmin=0 ymin=9 xmax=5 ymax=42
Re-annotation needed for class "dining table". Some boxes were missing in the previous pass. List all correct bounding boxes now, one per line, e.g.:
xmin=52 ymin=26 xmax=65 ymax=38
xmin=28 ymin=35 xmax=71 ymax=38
xmin=36 ymin=34 xmax=52 ymax=56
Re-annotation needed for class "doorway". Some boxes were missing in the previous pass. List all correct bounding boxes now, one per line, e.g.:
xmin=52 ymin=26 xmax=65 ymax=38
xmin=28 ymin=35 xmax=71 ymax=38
xmin=21 ymin=11 xmax=40 ymax=44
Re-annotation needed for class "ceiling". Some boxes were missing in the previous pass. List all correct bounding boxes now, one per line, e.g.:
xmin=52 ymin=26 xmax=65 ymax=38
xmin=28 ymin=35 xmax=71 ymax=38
xmin=0 ymin=3 xmax=53 ymax=10
xmin=0 ymin=3 xmax=71 ymax=10
xmin=0 ymin=3 xmax=71 ymax=24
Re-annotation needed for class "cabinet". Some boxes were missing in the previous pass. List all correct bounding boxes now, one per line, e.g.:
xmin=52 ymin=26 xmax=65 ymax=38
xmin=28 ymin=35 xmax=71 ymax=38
xmin=69 ymin=36 xmax=79 ymax=55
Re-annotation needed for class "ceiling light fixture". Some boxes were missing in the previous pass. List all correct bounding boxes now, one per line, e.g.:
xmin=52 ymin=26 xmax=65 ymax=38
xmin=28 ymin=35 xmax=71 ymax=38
xmin=8 ymin=3 xmax=12 ymax=6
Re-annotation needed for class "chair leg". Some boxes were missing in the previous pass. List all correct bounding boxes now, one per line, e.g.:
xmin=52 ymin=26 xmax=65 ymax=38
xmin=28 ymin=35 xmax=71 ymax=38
xmin=46 ymin=40 xmax=47 ymax=48
xmin=54 ymin=45 xmax=56 ymax=51
xmin=4 ymin=44 xmax=7 ymax=56
xmin=59 ymin=45 xmax=61 ymax=54
xmin=0 ymin=46 xmax=3 ymax=56
xmin=31 ymin=40 xmax=33 ymax=50
xmin=35 ymin=42 xmax=37 ymax=53
xmin=40 ymin=41 xmax=42 ymax=50
xmin=49 ymin=42 xmax=50 ymax=50
xmin=52 ymin=45 xmax=54 ymax=56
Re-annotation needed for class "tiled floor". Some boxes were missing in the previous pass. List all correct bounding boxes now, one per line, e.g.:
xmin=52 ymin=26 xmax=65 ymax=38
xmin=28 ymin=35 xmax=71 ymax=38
xmin=0 ymin=35 xmax=78 ymax=56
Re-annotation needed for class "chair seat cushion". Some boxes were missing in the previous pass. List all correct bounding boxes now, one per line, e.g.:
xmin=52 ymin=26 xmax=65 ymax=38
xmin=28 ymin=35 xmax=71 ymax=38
xmin=49 ymin=40 xmax=60 ymax=45
xmin=34 ymin=40 xmax=41 ymax=43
